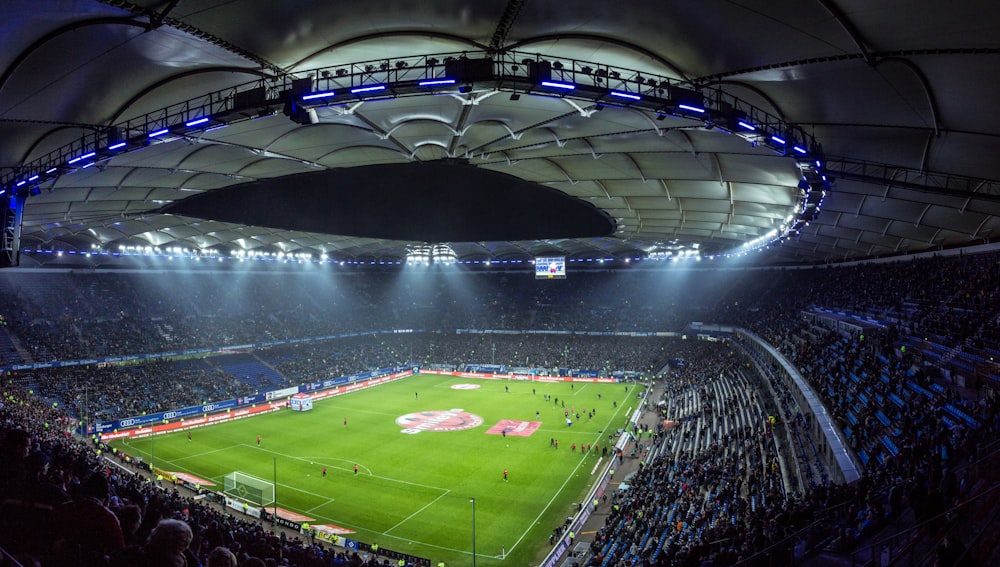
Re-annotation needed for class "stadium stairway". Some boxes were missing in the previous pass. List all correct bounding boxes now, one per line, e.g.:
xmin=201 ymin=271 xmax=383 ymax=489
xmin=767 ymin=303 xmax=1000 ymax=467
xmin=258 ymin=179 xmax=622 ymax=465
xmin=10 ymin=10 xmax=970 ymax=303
xmin=574 ymin=379 xmax=667 ymax=564
xmin=0 ymin=326 xmax=25 ymax=365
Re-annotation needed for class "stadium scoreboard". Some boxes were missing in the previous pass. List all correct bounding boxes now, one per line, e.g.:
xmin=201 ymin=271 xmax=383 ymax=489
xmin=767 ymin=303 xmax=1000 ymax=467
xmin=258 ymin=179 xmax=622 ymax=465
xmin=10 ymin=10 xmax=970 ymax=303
xmin=535 ymin=257 xmax=566 ymax=279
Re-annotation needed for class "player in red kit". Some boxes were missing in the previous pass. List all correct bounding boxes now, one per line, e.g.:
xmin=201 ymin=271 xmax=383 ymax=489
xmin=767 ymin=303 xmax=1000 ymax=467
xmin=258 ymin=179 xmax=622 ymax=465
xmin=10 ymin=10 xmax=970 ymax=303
xmin=503 ymin=469 xmax=508 ymax=482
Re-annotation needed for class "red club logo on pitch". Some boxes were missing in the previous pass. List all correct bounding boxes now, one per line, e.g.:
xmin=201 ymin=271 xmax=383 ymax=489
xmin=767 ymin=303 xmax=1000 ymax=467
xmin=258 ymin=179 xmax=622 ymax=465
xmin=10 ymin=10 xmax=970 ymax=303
xmin=397 ymin=409 xmax=484 ymax=434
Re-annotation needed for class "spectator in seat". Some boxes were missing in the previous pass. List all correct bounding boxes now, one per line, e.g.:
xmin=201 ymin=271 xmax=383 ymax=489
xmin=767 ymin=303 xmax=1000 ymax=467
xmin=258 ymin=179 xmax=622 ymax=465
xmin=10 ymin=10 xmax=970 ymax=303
xmin=206 ymin=546 xmax=239 ymax=567
xmin=50 ymin=472 xmax=126 ymax=566
xmin=144 ymin=519 xmax=195 ymax=567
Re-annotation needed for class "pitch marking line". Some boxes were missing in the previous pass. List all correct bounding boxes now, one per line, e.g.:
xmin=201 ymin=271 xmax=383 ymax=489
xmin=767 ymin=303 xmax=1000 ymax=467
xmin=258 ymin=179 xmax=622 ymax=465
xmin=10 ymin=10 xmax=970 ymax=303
xmin=172 ymin=444 xmax=245 ymax=462
xmin=241 ymin=444 xmax=449 ymax=493
xmin=315 ymin=403 xmax=399 ymax=418
xmin=305 ymin=497 xmax=336 ymax=514
xmin=301 ymin=457 xmax=372 ymax=476
xmin=501 ymin=386 xmax=635 ymax=556
xmin=384 ymin=489 xmax=452 ymax=535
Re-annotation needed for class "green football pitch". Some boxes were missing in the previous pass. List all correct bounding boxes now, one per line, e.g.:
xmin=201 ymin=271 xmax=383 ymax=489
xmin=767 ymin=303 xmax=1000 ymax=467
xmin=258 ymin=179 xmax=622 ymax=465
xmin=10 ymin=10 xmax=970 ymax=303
xmin=110 ymin=374 xmax=643 ymax=566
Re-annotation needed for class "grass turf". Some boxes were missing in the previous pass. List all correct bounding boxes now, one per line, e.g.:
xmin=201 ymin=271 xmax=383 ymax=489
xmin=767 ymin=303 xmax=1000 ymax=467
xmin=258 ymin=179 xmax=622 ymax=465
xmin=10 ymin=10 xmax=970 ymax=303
xmin=111 ymin=374 xmax=643 ymax=566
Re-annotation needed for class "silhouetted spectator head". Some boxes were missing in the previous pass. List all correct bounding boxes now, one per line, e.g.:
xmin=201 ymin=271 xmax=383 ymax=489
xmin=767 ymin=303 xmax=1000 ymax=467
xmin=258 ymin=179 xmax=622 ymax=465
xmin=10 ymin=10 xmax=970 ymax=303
xmin=2 ymin=428 xmax=32 ymax=460
xmin=79 ymin=471 xmax=111 ymax=503
xmin=207 ymin=546 xmax=238 ymax=567
xmin=145 ymin=519 xmax=193 ymax=567
xmin=114 ymin=503 xmax=143 ymax=543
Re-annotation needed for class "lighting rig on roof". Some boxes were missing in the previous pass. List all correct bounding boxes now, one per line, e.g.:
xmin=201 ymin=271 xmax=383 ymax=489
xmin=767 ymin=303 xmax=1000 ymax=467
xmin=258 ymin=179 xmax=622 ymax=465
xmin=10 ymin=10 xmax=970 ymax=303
xmin=2 ymin=50 xmax=828 ymax=261
xmin=405 ymin=243 xmax=458 ymax=266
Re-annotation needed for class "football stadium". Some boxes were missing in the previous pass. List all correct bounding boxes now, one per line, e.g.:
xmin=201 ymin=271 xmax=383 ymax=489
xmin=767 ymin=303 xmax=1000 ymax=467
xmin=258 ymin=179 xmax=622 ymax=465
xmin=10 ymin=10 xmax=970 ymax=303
xmin=2 ymin=2 xmax=1000 ymax=567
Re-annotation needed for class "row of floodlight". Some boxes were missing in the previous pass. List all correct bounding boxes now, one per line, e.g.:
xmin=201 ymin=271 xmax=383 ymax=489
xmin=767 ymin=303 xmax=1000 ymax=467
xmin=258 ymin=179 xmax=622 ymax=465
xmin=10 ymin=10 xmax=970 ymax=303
xmin=1 ymin=52 xmax=827 ymax=262
xmin=24 ymin=246 xmax=747 ymax=265
xmin=294 ymin=70 xmax=821 ymax=166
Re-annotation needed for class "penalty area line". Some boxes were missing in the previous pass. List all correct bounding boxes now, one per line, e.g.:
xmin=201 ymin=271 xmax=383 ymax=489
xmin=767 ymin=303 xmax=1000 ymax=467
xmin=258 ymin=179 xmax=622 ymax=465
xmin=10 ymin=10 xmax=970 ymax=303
xmin=240 ymin=444 xmax=449 ymax=492
xmin=383 ymin=489 xmax=452 ymax=535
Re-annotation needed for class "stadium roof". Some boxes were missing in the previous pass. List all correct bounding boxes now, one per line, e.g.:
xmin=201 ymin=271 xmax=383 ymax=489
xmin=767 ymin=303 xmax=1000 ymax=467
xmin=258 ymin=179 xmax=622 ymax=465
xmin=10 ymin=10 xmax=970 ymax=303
xmin=2 ymin=1 xmax=1000 ymax=267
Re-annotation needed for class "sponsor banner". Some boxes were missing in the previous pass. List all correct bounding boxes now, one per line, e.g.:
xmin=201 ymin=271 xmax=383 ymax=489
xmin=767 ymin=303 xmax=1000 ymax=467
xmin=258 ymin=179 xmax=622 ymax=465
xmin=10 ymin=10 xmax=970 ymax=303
xmin=97 ymin=396 xmax=252 ymax=433
xmin=225 ymin=496 xmax=262 ymax=518
xmin=457 ymin=372 xmax=490 ymax=378
xmin=463 ymin=364 xmax=506 ymax=374
xmin=420 ymin=369 xmax=616 ymax=384
xmin=487 ymin=420 xmax=542 ymax=437
xmin=95 ymin=366 xmax=409 ymax=433
xmin=356 ymin=544 xmax=429 ymax=567
xmin=310 ymin=524 xmax=355 ymax=545
xmin=304 ymin=370 xmax=412 ymax=403
xmin=534 ymin=375 xmax=565 ymax=383
xmin=262 ymin=513 xmax=302 ymax=532
xmin=397 ymin=409 xmax=484 ymax=434
xmin=172 ymin=472 xmax=215 ymax=486
xmin=97 ymin=402 xmax=284 ymax=440
xmin=265 ymin=386 xmax=299 ymax=400
xmin=152 ymin=467 xmax=176 ymax=483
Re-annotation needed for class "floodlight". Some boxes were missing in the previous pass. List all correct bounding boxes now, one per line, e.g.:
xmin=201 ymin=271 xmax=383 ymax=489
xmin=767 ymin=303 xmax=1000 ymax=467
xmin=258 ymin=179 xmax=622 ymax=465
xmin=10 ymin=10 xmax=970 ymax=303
xmin=351 ymin=84 xmax=386 ymax=94
xmin=677 ymin=104 xmax=706 ymax=114
xmin=540 ymin=81 xmax=575 ymax=90
xmin=418 ymin=78 xmax=456 ymax=87
xmin=68 ymin=151 xmax=96 ymax=164
xmin=301 ymin=91 xmax=337 ymax=101
xmin=609 ymin=91 xmax=641 ymax=101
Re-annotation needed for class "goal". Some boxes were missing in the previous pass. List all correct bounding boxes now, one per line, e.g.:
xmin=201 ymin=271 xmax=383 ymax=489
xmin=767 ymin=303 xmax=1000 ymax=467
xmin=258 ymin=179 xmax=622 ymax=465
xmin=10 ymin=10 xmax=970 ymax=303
xmin=223 ymin=471 xmax=275 ymax=506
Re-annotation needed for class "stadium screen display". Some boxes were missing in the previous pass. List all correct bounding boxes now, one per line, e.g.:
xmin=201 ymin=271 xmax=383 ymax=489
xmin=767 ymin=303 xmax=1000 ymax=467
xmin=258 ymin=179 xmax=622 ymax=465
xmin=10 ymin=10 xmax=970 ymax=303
xmin=535 ymin=256 xmax=566 ymax=279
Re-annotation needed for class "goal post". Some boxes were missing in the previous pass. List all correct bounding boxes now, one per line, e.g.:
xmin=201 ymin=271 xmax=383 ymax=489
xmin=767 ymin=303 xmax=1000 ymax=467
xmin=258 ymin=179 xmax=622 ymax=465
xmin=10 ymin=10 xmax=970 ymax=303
xmin=223 ymin=471 xmax=275 ymax=507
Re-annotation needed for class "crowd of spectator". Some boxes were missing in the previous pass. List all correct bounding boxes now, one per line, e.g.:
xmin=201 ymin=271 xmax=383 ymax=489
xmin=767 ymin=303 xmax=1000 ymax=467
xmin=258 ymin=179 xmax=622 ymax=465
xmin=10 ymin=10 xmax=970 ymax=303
xmin=589 ymin=340 xmax=793 ymax=565
xmin=2 ymin=250 xmax=1000 ymax=566
xmin=6 ymin=332 xmax=671 ymax=424
xmin=580 ymin=252 xmax=1000 ymax=566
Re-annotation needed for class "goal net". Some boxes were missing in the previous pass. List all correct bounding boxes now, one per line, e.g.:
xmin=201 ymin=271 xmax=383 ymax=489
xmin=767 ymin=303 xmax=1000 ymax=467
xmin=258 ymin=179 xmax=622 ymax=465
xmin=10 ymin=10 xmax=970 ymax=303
xmin=223 ymin=471 xmax=275 ymax=506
